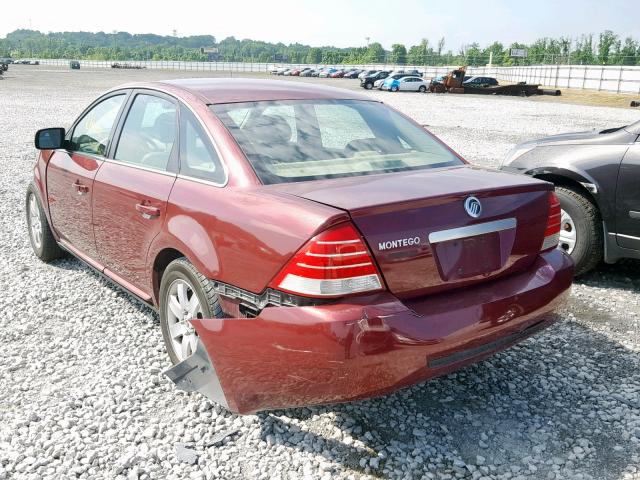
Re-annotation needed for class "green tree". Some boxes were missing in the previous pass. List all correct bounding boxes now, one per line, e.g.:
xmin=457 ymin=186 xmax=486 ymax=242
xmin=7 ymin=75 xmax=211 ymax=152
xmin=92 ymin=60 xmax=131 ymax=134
xmin=364 ymin=42 xmax=385 ymax=63
xmin=390 ymin=43 xmax=407 ymax=64
xmin=597 ymin=30 xmax=618 ymax=64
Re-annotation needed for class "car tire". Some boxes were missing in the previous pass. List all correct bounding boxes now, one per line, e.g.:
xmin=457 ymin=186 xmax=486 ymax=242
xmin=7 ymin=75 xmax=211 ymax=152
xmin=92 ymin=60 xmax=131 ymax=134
xmin=159 ymin=257 xmax=223 ymax=365
xmin=391 ymin=86 xmax=398 ymax=92
xmin=555 ymin=186 xmax=603 ymax=276
xmin=419 ymin=86 xmax=427 ymax=93
xmin=26 ymin=183 xmax=65 ymax=263
xmin=364 ymin=83 xmax=373 ymax=90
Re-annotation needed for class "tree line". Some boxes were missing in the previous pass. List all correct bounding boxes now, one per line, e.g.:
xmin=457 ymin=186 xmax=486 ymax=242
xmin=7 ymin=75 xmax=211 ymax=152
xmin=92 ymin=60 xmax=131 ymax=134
xmin=2 ymin=29 xmax=639 ymax=66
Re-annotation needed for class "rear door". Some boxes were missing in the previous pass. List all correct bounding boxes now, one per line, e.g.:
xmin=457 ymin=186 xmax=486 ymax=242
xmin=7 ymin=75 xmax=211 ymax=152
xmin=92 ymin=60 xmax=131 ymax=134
xmin=92 ymin=90 xmax=178 ymax=295
xmin=616 ymin=140 xmax=640 ymax=250
xmin=47 ymin=92 xmax=128 ymax=260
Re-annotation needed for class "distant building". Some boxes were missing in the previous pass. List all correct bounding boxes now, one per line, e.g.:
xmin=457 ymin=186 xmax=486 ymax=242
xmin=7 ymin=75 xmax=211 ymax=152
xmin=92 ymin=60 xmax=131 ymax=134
xmin=200 ymin=47 xmax=220 ymax=62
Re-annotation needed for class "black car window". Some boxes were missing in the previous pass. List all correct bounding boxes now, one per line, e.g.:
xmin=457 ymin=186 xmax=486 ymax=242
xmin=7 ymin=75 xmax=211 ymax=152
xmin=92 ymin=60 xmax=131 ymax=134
xmin=71 ymin=94 xmax=126 ymax=156
xmin=179 ymin=106 xmax=226 ymax=184
xmin=114 ymin=94 xmax=177 ymax=171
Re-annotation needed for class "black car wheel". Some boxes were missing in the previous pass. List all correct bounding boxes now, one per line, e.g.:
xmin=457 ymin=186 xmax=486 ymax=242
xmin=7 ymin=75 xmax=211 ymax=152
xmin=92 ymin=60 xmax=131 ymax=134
xmin=364 ymin=82 xmax=373 ymax=90
xmin=26 ymin=183 xmax=65 ymax=262
xmin=159 ymin=258 xmax=223 ymax=364
xmin=391 ymin=86 xmax=399 ymax=92
xmin=555 ymin=186 xmax=603 ymax=276
xmin=418 ymin=85 xmax=427 ymax=93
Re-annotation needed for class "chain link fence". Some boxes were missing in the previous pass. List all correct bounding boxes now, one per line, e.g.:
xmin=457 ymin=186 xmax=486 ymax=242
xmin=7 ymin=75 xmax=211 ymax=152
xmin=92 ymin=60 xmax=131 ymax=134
xmin=31 ymin=58 xmax=640 ymax=94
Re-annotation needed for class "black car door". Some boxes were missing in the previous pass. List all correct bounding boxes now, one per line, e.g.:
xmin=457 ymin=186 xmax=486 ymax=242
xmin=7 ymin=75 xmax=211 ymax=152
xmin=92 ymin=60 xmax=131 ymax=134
xmin=616 ymin=138 xmax=640 ymax=250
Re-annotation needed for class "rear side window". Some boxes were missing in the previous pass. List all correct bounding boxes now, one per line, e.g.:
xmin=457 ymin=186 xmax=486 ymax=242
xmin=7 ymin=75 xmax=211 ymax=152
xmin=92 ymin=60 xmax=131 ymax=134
xmin=115 ymin=94 xmax=177 ymax=171
xmin=71 ymin=94 xmax=125 ymax=156
xmin=179 ymin=106 xmax=225 ymax=184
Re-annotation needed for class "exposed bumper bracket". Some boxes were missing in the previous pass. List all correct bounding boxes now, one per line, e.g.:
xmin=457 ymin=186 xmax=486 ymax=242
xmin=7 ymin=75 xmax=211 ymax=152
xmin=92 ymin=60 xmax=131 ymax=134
xmin=164 ymin=339 xmax=228 ymax=409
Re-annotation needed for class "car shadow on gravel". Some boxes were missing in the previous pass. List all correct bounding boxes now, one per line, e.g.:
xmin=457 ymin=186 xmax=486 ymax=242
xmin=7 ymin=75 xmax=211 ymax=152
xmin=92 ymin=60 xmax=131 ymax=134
xmin=259 ymin=309 xmax=640 ymax=479
xmin=50 ymin=256 xmax=159 ymax=324
xmin=576 ymin=259 xmax=640 ymax=292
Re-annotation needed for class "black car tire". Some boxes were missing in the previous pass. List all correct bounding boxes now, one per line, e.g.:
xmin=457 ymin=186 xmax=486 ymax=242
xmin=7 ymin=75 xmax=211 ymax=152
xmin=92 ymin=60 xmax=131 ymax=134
xmin=364 ymin=82 xmax=373 ymax=90
xmin=555 ymin=186 xmax=603 ymax=276
xmin=391 ymin=86 xmax=399 ymax=92
xmin=419 ymin=85 xmax=427 ymax=93
xmin=159 ymin=257 xmax=223 ymax=364
xmin=26 ymin=183 xmax=65 ymax=262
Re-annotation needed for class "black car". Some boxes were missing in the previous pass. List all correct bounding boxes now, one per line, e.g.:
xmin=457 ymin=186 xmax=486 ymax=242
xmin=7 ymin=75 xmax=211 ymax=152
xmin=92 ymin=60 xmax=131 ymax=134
xmin=500 ymin=120 xmax=640 ymax=274
xmin=69 ymin=60 xmax=81 ymax=70
xmin=463 ymin=76 xmax=499 ymax=87
xmin=360 ymin=70 xmax=390 ymax=90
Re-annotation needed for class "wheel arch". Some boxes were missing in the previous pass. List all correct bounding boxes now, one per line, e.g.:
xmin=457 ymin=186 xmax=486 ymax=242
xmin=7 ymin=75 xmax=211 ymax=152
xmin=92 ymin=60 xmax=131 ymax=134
xmin=532 ymin=173 xmax=598 ymax=207
xmin=525 ymin=166 xmax=608 ymax=216
xmin=147 ymin=217 xmax=222 ymax=307
xmin=152 ymin=248 xmax=186 ymax=307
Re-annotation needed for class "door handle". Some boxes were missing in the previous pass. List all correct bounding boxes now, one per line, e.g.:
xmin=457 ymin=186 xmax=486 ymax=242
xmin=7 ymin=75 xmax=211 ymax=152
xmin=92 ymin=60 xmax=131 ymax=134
xmin=135 ymin=203 xmax=161 ymax=219
xmin=73 ymin=180 xmax=89 ymax=195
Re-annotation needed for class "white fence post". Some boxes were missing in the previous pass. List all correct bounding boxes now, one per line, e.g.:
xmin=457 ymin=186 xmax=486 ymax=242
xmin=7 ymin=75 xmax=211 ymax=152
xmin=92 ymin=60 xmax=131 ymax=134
xmin=617 ymin=66 xmax=623 ymax=93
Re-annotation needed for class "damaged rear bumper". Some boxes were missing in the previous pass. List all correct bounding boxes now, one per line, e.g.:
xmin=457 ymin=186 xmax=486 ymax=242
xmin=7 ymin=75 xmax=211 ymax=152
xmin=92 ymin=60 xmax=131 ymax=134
xmin=165 ymin=250 xmax=573 ymax=414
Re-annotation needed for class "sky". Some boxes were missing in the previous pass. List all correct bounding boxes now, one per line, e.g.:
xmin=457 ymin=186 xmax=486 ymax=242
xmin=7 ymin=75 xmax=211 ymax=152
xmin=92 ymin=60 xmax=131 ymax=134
xmin=2 ymin=0 xmax=638 ymax=50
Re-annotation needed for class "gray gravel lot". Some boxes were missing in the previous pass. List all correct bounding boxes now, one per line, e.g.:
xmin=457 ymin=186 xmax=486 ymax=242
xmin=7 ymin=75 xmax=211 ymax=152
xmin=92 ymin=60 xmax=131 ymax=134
xmin=1 ymin=65 xmax=640 ymax=480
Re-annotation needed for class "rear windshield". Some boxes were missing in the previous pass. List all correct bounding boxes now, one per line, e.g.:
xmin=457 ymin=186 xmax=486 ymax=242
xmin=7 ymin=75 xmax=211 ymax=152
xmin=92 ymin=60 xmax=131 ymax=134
xmin=211 ymin=99 xmax=462 ymax=185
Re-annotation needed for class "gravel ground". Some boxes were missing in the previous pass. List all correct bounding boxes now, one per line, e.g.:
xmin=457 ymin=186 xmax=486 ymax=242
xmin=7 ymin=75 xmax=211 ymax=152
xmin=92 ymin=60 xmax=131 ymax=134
xmin=1 ymin=65 xmax=640 ymax=480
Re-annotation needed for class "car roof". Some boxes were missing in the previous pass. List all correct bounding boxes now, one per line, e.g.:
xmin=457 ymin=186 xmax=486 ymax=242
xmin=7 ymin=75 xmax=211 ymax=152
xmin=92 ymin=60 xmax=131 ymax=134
xmin=131 ymin=78 xmax=373 ymax=104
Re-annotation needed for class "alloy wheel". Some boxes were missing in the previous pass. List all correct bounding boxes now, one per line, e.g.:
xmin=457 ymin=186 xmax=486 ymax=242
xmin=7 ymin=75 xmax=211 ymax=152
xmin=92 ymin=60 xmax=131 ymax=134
xmin=166 ymin=279 xmax=203 ymax=361
xmin=28 ymin=193 xmax=43 ymax=250
xmin=558 ymin=209 xmax=577 ymax=255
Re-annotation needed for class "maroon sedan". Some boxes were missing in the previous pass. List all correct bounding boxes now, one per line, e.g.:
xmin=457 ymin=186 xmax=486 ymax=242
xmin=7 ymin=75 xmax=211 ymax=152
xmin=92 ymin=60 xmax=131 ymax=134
xmin=27 ymin=79 xmax=572 ymax=413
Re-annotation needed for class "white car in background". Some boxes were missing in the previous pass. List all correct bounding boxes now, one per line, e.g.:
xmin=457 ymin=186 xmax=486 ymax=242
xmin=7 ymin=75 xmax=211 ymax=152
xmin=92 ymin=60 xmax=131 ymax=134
xmin=382 ymin=76 xmax=429 ymax=92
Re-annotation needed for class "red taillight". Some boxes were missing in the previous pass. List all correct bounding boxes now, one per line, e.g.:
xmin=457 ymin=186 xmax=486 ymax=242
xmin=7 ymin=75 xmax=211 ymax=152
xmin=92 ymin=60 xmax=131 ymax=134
xmin=541 ymin=191 xmax=561 ymax=251
xmin=270 ymin=223 xmax=384 ymax=297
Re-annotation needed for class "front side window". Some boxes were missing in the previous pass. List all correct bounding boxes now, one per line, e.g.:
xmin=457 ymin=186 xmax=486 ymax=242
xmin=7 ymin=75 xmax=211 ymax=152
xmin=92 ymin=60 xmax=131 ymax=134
xmin=71 ymin=94 xmax=125 ymax=156
xmin=115 ymin=94 xmax=177 ymax=170
xmin=179 ymin=106 xmax=225 ymax=184
xmin=212 ymin=99 xmax=462 ymax=185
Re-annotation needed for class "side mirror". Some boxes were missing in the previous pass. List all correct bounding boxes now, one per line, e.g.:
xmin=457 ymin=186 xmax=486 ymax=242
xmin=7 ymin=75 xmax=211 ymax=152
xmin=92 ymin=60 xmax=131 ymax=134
xmin=35 ymin=128 xmax=65 ymax=150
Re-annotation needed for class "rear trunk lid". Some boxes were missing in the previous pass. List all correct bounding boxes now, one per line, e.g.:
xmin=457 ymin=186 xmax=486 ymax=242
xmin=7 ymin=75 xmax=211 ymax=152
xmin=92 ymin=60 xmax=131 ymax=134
xmin=266 ymin=166 xmax=552 ymax=299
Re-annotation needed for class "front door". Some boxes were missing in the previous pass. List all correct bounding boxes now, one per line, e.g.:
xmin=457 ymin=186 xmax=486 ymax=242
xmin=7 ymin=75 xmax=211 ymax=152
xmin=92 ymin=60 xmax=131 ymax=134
xmin=92 ymin=92 xmax=178 ymax=294
xmin=47 ymin=93 xmax=127 ymax=260
xmin=616 ymin=141 xmax=640 ymax=250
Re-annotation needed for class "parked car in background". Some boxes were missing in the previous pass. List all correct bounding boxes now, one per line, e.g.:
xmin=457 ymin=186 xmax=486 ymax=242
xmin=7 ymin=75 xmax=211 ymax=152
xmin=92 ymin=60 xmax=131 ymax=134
xmin=463 ymin=76 xmax=499 ymax=87
xmin=310 ymin=69 xmax=322 ymax=77
xmin=382 ymin=76 xmax=429 ymax=92
xmin=330 ymin=70 xmax=346 ymax=78
xmin=28 ymin=78 xmax=572 ymax=413
xmin=344 ymin=69 xmax=362 ymax=79
xmin=69 ymin=60 xmax=80 ymax=70
xmin=358 ymin=69 xmax=378 ymax=79
xmin=273 ymin=67 xmax=289 ymax=75
xmin=319 ymin=68 xmax=337 ymax=78
xmin=360 ymin=70 xmax=390 ymax=90
xmin=501 ymin=119 xmax=640 ymax=274
xmin=300 ymin=69 xmax=316 ymax=77
xmin=375 ymin=73 xmax=420 ymax=90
